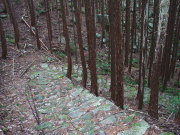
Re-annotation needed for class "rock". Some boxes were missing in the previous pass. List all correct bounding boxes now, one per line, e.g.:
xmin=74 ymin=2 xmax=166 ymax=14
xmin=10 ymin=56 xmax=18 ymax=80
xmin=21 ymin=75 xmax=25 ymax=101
xmin=69 ymin=109 xmax=86 ymax=118
xmin=117 ymin=120 xmax=150 ymax=135
xmin=40 ymin=63 xmax=49 ymax=69
xmin=100 ymin=115 xmax=117 ymax=124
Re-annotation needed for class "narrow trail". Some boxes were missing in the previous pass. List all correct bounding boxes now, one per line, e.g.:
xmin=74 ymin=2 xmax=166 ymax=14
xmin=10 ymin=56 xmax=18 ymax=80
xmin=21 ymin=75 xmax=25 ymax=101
xmin=0 ymin=51 xmax=150 ymax=135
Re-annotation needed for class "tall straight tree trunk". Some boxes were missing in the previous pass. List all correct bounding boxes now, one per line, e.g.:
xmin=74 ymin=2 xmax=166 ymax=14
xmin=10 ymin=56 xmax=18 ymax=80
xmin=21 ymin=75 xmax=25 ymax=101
xmin=91 ymin=0 xmax=96 ymax=49
xmin=71 ymin=0 xmax=78 ymax=63
xmin=26 ymin=0 xmax=35 ymax=27
xmin=128 ymin=0 xmax=136 ymax=73
xmin=6 ymin=0 xmax=20 ymax=49
xmin=114 ymin=0 xmax=124 ymax=109
xmin=137 ymin=0 xmax=147 ymax=110
xmin=84 ymin=0 xmax=98 ymax=96
xmin=60 ymin=0 xmax=72 ymax=79
xmin=148 ymin=0 xmax=169 ymax=119
xmin=100 ymin=0 xmax=105 ymax=47
xmin=73 ymin=0 xmax=87 ymax=88
xmin=162 ymin=0 xmax=178 ymax=89
xmin=170 ymin=7 xmax=180 ymax=78
xmin=44 ymin=0 xmax=53 ymax=52
xmin=109 ymin=0 xmax=116 ymax=101
xmin=148 ymin=0 xmax=160 ymax=87
xmin=0 ymin=19 xmax=7 ymax=59
xmin=28 ymin=0 xmax=41 ymax=50
xmin=55 ymin=0 xmax=62 ymax=44
xmin=124 ymin=0 xmax=131 ymax=67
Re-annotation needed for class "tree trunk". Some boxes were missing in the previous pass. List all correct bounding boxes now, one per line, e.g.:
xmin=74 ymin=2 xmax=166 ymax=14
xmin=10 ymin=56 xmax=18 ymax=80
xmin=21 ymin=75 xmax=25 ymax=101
xmin=73 ymin=0 xmax=88 ymax=88
xmin=0 ymin=19 xmax=7 ymax=59
xmin=28 ymin=0 xmax=41 ymax=50
xmin=148 ymin=0 xmax=159 ymax=87
xmin=128 ymin=0 xmax=136 ymax=73
xmin=100 ymin=0 xmax=105 ymax=47
xmin=60 ymin=0 xmax=72 ymax=79
xmin=84 ymin=0 xmax=98 ymax=96
xmin=170 ymin=7 xmax=180 ymax=78
xmin=44 ymin=0 xmax=53 ymax=52
xmin=162 ymin=0 xmax=178 ymax=89
xmin=137 ymin=0 xmax=147 ymax=110
xmin=6 ymin=0 xmax=20 ymax=49
xmin=109 ymin=0 xmax=116 ymax=101
xmin=124 ymin=0 xmax=131 ymax=67
xmin=114 ymin=0 xmax=124 ymax=109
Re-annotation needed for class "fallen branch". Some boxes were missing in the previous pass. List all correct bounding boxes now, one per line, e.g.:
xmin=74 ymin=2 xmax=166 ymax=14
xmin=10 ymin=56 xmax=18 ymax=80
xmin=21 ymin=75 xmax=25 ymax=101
xmin=21 ymin=16 xmax=63 ymax=62
xmin=20 ymin=60 xmax=36 ymax=77
xmin=21 ymin=16 xmax=49 ymax=52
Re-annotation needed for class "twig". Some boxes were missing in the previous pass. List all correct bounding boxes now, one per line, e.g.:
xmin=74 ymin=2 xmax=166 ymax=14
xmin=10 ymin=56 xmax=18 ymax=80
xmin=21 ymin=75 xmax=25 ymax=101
xmin=127 ymin=108 xmax=149 ymax=116
xmin=25 ymin=84 xmax=45 ymax=135
xmin=166 ymin=112 xmax=173 ymax=122
xmin=20 ymin=60 xmax=36 ymax=77
xmin=13 ymin=54 xmax=15 ymax=76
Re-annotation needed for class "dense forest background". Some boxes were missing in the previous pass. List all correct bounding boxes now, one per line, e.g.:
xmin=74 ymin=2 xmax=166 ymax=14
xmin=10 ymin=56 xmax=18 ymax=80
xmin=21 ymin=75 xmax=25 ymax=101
xmin=0 ymin=0 xmax=179 ymax=134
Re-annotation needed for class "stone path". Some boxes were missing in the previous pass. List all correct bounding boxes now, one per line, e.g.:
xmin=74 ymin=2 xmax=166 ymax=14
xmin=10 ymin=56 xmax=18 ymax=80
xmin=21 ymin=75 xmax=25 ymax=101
xmin=21 ymin=62 xmax=150 ymax=135
xmin=0 ymin=60 xmax=150 ymax=135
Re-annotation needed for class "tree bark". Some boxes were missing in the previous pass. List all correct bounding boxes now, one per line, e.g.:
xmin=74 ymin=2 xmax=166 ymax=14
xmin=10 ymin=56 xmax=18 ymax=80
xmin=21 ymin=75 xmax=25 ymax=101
xmin=6 ymin=0 xmax=20 ymax=49
xmin=73 ymin=0 xmax=88 ymax=88
xmin=124 ymin=0 xmax=131 ymax=67
xmin=84 ymin=0 xmax=98 ymax=96
xmin=128 ymin=0 xmax=136 ymax=73
xmin=0 ymin=19 xmax=7 ymax=59
xmin=60 ymin=0 xmax=72 ymax=79
xmin=162 ymin=0 xmax=178 ymax=89
xmin=114 ymin=0 xmax=124 ymax=109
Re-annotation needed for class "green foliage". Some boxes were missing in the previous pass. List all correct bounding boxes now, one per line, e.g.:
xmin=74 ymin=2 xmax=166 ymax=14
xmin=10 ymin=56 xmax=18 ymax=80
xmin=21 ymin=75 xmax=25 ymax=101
xmin=5 ymin=34 xmax=15 ymax=43
xmin=96 ymin=54 xmax=111 ymax=75
xmin=96 ymin=14 xmax=109 ymax=25
xmin=43 ymin=55 xmax=56 ymax=62
xmin=123 ymin=113 xmax=136 ymax=123
xmin=159 ymin=90 xmax=180 ymax=114
xmin=54 ymin=50 xmax=66 ymax=58
xmin=34 ymin=122 xmax=53 ymax=131
xmin=124 ymin=76 xmax=138 ymax=85
xmin=69 ymin=42 xmax=76 ymax=54
xmin=35 ymin=4 xmax=46 ymax=16
xmin=160 ymin=132 xmax=175 ymax=135
xmin=1 ymin=127 xmax=9 ymax=133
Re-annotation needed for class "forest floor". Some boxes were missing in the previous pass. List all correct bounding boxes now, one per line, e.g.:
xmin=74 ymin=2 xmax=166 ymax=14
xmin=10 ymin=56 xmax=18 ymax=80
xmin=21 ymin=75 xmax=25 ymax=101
xmin=0 ymin=1 xmax=179 ymax=135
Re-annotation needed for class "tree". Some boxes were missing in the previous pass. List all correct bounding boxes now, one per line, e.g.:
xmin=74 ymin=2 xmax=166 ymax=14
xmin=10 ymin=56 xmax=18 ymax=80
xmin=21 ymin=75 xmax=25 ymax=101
xmin=114 ymin=0 xmax=124 ymax=109
xmin=73 ymin=0 xmax=88 ymax=88
xmin=100 ymin=0 xmax=105 ymax=47
xmin=169 ymin=7 xmax=180 ymax=78
xmin=60 ymin=0 xmax=72 ymax=79
xmin=128 ymin=0 xmax=136 ymax=73
xmin=148 ymin=0 xmax=160 ymax=87
xmin=5 ymin=0 xmax=20 ymax=49
xmin=137 ymin=0 xmax=147 ymax=110
xmin=162 ymin=0 xmax=178 ymax=89
xmin=84 ymin=0 xmax=98 ymax=96
xmin=0 ymin=19 xmax=7 ymax=59
xmin=109 ymin=0 xmax=116 ymax=101
xmin=124 ymin=0 xmax=131 ymax=67
xmin=28 ymin=0 xmax=41 ymax=50
xmin=44 ymin=0 xmax=53 ymax=52
xmin=148 ymin=0 xmax=169 ymax=118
